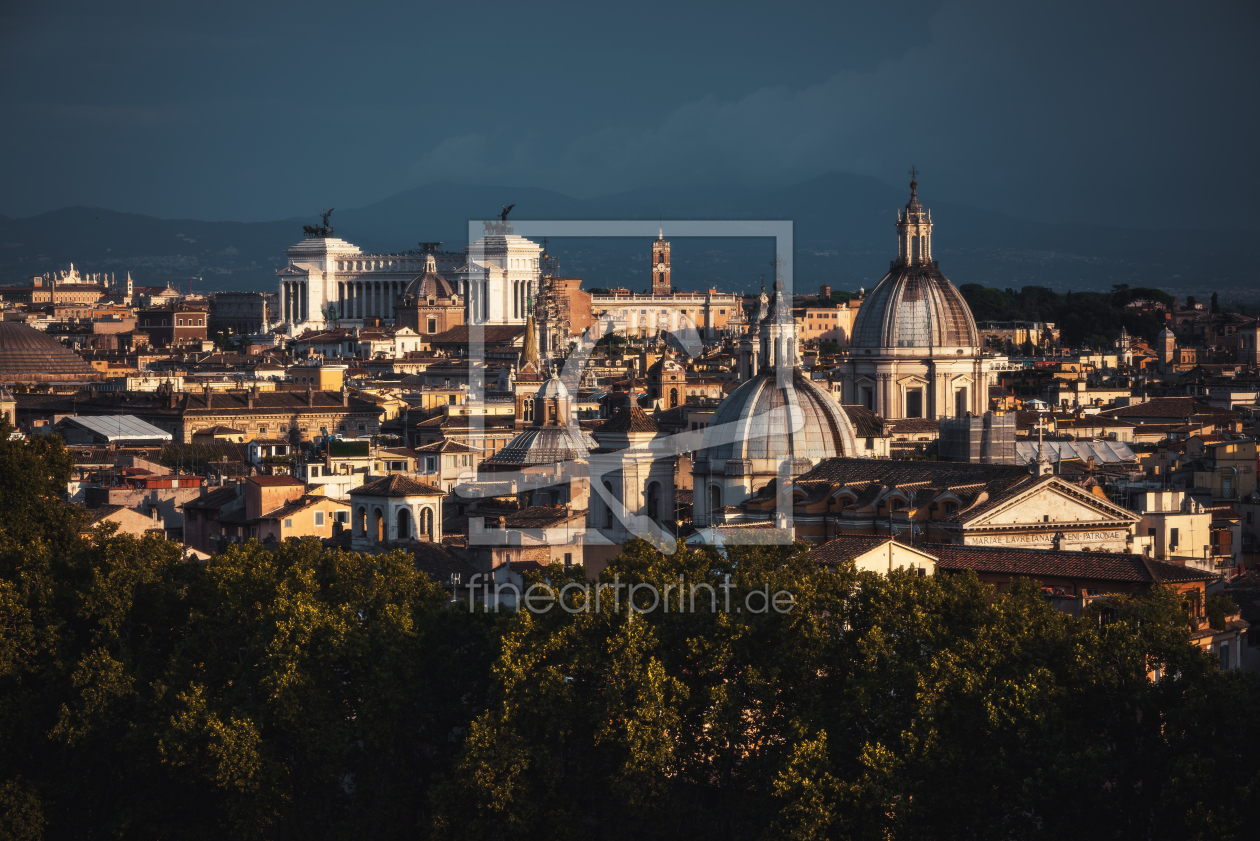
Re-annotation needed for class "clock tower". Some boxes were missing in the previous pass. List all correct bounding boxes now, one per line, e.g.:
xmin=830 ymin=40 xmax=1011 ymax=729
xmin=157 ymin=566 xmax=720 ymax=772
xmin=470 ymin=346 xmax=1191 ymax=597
xmin=651 ymin=230 xmax=671 ymax=295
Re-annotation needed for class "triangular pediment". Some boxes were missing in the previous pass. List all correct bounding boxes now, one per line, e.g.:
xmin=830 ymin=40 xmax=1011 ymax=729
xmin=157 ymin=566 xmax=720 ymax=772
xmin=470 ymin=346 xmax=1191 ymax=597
xmin=962 ymin=477 xmax=1139 ymax=528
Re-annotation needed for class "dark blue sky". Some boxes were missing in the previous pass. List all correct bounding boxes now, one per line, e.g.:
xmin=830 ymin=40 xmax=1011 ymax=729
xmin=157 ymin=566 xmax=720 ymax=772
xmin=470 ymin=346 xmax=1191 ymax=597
xmin=2 ymin=0 xmax=1256 ymax=229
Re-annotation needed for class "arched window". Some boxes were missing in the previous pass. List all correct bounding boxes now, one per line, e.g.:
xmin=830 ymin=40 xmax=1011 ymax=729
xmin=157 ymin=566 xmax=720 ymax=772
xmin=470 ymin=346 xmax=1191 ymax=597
xmin=523 ymin=397 xmax=534 ymax=422
xmin=397 ymin=507 xmax=412 ymax=539
xmin=421 ymin=507 xmax=434 ymax=538
xmin=669 ymin=388 xmax=678 ymax=408
xmin=356 ymin=506 xmax=367 ymax=535
xmin=373 ymin=508 xmax=385 ymax=543
xmin=646 ymin=481 xmax=661 ymax=520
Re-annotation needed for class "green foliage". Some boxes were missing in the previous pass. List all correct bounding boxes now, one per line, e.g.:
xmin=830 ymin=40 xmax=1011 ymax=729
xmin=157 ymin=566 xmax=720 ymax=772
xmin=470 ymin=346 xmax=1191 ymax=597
xmin=1 ymin=420 xmax=1258 ymax=841
xmin=958 ymin=284 xmax=1177 ymax=348
xmin=1207 ymin=594 xmax=1235 ymax=631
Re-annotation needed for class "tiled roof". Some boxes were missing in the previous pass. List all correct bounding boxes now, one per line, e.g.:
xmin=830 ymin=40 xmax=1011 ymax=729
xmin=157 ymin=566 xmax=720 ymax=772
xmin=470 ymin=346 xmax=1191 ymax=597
xmin=85 ymin=504 xmax=131 ymax=524
xmin=798 ymin=458 xmax=1028 ymax=488
xmin=183 ymin=486 xmax=241 ymax=511
xmin=353 ymin=474 xmax=446 ymax=497
xmin=411 ymin=542 xmax=475 ymax=584
xmin=885 ymin=418 xmax=940 ymax=436
xmin=413 ymin=439 xmax=480 ymax=453
xmin=929 ymin=543 xmax=1217 ymax=584
xmin=183 ymin=391 xmax=380 ymax=415
xmin=260 ymin=494 xmax=344 ymax=520
xmin=599 ymin=406 xmax=658 ymax=434
xmin=379 ymin=447 xmax=420 ymax=458
xmin=811 ymin=534 xmax=909 ymax=565
xmin=1100 ymin=397 xmax=1237 ymax=420
xmin=426 ymin=325 xmax=524 ymax=345
xmin=841 ymin=404 xmax=886 ymax=438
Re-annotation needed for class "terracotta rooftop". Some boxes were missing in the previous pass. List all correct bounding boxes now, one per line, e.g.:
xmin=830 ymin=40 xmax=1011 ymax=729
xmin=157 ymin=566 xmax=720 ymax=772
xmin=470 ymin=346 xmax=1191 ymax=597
xmin=353 ymin=474 xmax=446 ymax=497
xmin=928 ymin=543 xmax=1218 ymax=584
xmin=600 ymin=406 xmax=659 ymax=434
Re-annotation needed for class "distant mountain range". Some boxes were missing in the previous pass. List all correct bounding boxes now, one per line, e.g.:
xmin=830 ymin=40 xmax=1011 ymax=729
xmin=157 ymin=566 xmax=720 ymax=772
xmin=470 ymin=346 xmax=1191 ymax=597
xmin=2 ymin=172 xmax=1256 ymax=302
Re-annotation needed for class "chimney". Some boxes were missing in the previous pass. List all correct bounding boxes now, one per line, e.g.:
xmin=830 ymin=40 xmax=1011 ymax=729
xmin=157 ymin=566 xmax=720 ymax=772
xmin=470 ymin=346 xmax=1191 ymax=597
xmin=203 ymin=382 xmax=212 ymax=410
xmin=307 ymin=385 xmax=314 ymax=408
xmin=248 ymin=384 xmax=257 ymax=410
xmin=342 ymin=384 xmax=349 ymax=407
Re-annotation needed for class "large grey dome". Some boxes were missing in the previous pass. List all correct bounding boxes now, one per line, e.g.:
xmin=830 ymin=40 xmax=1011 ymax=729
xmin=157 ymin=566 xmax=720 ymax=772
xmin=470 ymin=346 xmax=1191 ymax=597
xmin=0 ymin=322 xmax=100 ymax=382
xmin=850 ymin=266 xmax=979 ymax=350
xmin=699 ymin=369 xmax=858 ymax=463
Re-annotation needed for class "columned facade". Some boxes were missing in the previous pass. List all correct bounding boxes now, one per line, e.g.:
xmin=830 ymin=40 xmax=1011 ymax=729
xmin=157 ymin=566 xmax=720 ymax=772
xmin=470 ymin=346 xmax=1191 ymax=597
xmin=276 ymin=236 xmax=463 ymax=331
xmin=463 ymin=233 xmax=543 ymax=326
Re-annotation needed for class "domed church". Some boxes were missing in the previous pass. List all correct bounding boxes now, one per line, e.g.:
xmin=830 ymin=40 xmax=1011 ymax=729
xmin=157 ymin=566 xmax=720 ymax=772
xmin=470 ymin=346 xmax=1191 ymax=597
xmin=842 ymin=177 xmax=988 ymax=420
xmin=692 ymin=279 xmax=859 ymax=526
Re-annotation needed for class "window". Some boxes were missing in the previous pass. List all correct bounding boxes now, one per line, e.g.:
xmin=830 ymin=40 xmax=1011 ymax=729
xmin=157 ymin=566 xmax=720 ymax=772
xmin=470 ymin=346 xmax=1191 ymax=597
xmin=425 ymin=456 xmax=437 ymax=472
xmin=259 ymin=427 xmax=267 ymax=434
xmin=314 ymin=511 xmax=325 ymax=526
xmin=335 ymin=511 xmax=349 ymax=524
xmin=905 ymin=390 xmax=923 ymax=419
xmin=427 ymin=318 xmax=437 ymax=334
xmin=865 ymin=437 xmax=874 ymax=450
xmin=1170 ymin=527 xmax=1179 ymax=549
xmin=564 ymin=552 xmax=572 ymax=568
xmin=1221 ymin=642 xmax=1230 ymax=669
xmin=284 ymin=518 xmax=293 ymax=528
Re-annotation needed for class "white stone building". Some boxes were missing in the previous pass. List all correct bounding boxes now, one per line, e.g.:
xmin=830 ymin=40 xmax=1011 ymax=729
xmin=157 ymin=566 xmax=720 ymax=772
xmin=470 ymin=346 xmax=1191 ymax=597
xmin=463 ymin=230 xmax=543 ymax=326
xmin=276 ymin=236 xmax=463 ymax=330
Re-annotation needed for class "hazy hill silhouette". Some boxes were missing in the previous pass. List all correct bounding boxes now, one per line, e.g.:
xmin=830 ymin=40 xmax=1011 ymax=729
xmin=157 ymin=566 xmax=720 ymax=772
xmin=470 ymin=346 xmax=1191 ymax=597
xmin=2 ymin=173 xmax=1254 ymax=301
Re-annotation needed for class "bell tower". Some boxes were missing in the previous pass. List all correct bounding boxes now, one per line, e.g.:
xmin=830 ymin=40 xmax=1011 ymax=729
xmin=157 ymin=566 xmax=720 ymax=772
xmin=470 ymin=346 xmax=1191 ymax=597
xmin=895 ymin=167 xmax=933 ymax=267
xmin=651 ymin=230 xmax=671 ymax=294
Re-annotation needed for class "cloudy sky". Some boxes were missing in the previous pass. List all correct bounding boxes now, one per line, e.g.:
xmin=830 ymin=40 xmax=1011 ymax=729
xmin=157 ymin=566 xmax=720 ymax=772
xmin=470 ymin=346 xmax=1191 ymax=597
xmin=2 ymin=0 xmax=1256 ymax=228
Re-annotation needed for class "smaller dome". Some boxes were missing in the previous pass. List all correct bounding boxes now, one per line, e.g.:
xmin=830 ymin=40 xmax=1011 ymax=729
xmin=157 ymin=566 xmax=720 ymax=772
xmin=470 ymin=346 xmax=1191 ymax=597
xmin=537 ymin=374 xmax=569 ymax=399
xmin=403 ymin=253 xmax=456 ymax=301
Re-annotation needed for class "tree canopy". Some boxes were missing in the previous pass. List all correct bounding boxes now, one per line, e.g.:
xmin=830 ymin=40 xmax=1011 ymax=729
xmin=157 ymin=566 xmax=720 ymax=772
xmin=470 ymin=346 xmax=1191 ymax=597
xmin=958 ymin=284 xmax=1177 ymax=348
xmin=0 ymin=424 xmax=1257 ymax=839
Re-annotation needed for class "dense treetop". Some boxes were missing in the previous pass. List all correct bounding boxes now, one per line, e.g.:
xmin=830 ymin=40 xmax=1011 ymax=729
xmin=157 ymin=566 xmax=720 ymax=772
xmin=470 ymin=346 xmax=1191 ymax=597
xmin=0 ymin=422 xmax=1257 ymax=839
